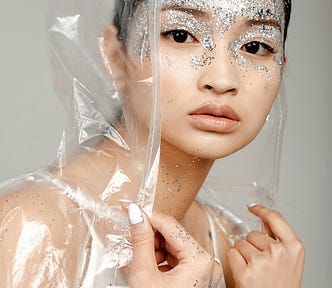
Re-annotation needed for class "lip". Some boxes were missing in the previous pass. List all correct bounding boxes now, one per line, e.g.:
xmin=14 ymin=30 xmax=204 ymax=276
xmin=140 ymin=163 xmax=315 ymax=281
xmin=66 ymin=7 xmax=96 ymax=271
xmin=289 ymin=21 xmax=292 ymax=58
xmin=188 ymin=103 xmax=240 ymax=133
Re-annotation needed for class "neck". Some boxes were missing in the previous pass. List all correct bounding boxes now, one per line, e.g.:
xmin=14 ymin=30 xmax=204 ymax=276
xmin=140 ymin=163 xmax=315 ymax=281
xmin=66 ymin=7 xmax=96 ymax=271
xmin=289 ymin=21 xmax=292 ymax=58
xmin=153 ymin=140 xmax=214 ymax=221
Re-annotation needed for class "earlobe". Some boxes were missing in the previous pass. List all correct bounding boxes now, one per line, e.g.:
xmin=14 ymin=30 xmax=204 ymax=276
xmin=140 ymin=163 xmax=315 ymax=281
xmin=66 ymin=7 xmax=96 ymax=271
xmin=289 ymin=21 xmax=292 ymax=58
xmin=102 ymin=25 xmax=126 ymax=92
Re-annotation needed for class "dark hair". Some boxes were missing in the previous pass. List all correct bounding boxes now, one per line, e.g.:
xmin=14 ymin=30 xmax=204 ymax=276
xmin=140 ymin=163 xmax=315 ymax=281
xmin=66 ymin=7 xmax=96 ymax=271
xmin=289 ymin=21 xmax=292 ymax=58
xmin=113 ymin=0 xmax=144 ymax=42
xmin=284 ymin=0 xmax=292 ymax=42
xmin=113 ymin=0 xmax=292 ymax=44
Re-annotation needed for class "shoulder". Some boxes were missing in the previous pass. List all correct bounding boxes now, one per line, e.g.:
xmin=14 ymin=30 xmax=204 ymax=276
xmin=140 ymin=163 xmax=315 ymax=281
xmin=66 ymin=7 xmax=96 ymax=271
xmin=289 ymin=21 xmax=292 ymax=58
xmin=0 ymin=175 xmax=78 ymax=224
xmin=0 ymin=174 xmax=89 ymax=286
xmin=0 ymin=174 xmax=89 ymax=247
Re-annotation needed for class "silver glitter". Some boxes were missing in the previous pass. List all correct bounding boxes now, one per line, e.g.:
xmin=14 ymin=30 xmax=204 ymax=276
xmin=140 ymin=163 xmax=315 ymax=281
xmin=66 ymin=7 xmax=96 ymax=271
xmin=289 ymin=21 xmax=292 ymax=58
xmin=191 ymin=52 xmax=215 ymax=69
xmin=160 ymin=0 xmax=285 ymax=70
xmin=228 ymin=24 xmax=283 ymax=76
xmin=161 ymin=54 xmax=179 ymax=75
xmin=128 ymin=2 xmax=151 ymax=60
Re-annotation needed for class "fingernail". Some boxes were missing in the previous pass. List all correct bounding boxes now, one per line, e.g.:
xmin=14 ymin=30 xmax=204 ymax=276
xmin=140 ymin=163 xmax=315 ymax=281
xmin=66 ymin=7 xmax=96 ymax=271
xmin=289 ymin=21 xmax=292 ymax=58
xmin=128 ymin=203 xmax=143 ymax=225
xmin=247 ymin=203 xmax=259 ymax=208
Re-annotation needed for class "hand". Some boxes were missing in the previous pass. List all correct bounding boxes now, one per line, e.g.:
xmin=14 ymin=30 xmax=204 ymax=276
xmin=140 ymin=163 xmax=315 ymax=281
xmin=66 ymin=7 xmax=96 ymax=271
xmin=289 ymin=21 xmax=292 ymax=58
xmin=127 ymin=203 xmax=223 ymax=288
xmin=227 ymin=205 xmax=305 ymax=288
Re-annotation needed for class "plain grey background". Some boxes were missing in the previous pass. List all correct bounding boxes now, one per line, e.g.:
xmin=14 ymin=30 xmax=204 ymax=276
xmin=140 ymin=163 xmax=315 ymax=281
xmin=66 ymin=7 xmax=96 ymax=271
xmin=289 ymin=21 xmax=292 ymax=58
xmin=0 ymin=0 xmax=331 ymax=287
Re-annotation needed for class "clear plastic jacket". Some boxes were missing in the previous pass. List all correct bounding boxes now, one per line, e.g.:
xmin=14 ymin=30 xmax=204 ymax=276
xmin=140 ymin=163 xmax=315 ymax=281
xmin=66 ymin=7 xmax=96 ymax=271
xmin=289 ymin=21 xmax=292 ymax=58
xmin=0 ymin=0 xmax=287 ymax=287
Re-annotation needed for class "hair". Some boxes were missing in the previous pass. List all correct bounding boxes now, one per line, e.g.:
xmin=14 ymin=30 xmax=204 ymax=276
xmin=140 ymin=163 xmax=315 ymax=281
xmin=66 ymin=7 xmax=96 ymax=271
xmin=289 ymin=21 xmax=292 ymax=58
xmin=113 ymin=0 xmax=292 ymax=44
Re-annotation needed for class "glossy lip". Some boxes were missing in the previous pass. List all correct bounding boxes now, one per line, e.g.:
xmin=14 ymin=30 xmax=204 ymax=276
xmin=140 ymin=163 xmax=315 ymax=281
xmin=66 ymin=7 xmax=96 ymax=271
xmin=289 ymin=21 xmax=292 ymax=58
xmin=188 ymin=102 xmax=240 ymax=133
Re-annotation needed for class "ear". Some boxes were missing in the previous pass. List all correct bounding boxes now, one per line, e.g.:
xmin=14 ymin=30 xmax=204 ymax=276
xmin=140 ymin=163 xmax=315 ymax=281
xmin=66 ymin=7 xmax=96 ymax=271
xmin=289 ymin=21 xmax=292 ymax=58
xmin=102 ymin=25 xmax=126 ymax=92
xmin=282 ymin=53 xmax=288 ymax=71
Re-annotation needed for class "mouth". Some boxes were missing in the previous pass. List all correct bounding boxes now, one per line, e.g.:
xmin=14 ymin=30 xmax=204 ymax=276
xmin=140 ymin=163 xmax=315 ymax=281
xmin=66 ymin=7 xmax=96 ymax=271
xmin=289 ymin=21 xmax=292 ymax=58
xmin=188 ymin=103 xmax=240 ymax=133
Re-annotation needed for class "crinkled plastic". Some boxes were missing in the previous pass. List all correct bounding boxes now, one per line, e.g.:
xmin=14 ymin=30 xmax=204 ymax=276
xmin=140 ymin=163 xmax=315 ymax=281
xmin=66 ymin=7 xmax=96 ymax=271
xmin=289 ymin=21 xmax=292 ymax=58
xmin=0 ymin=0 xmax=287 ymax=287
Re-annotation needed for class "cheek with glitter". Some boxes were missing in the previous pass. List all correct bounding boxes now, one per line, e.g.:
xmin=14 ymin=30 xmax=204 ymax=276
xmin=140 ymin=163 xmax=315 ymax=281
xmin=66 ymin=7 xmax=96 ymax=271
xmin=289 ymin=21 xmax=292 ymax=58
xmin=191 ymin=52 xmax=215 ymax=69
xmin=161 ymin=53 xmax=179 ymax=75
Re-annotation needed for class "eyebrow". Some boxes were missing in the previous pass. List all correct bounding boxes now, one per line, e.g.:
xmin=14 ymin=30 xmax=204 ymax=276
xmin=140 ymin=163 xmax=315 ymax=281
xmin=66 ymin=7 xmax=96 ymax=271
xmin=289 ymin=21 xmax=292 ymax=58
xmin=246 ymin=18 xmax=282 ymax=32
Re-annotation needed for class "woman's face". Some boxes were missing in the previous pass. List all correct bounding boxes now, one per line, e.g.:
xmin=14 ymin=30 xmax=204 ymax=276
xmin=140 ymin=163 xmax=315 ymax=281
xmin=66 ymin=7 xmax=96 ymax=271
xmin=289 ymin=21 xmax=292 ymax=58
xmin=123 ymin=0 xmax=285 ymax=159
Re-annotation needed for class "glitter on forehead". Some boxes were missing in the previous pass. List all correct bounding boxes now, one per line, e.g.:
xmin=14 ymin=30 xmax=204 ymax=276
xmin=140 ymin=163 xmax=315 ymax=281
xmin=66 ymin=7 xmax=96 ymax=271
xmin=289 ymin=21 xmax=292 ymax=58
xmin=128 ymin=2 xmax=151 ymax=60
xmin=161 ymin=0 xmax=285 ymax=70
xmin=162 ymin=0 xmax=285 ymax=39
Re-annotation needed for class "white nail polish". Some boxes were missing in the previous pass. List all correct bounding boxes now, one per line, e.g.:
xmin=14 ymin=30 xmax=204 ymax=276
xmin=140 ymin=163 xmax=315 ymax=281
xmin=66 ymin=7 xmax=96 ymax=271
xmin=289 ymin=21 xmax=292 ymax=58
xmin=128 ymin=203 xmax=143 ymax=225
xmin=247 ymin=202 xmax=259 ymax=208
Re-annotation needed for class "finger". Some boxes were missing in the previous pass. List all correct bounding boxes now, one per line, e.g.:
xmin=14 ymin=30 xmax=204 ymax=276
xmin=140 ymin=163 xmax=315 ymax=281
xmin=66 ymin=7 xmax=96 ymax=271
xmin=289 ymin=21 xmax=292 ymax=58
xmin=233 ymin=239 xmax=259 ymax=263
xmin=128 ymin=203 xmax=157 ymax=271
xmin=150 ymin=212 xmax=205 ymax=262
xmin=226 ymin=248 xmax=246 ymax=277
xmin=246 ymin=230 xmax=278 ymax=251
xmin=248 ymin=205 xmax=298 ymax=243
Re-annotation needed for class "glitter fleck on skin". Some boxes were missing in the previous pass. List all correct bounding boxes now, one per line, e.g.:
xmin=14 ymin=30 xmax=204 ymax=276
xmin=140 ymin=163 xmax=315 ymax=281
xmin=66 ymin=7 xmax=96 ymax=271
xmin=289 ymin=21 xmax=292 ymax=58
xmin=161 ymin=54 xmax=179 ymax=75
xmin=159 ymin=0 xmax=285 ymax=78
xmin=127 ymin=2 xmax=152 ymax=60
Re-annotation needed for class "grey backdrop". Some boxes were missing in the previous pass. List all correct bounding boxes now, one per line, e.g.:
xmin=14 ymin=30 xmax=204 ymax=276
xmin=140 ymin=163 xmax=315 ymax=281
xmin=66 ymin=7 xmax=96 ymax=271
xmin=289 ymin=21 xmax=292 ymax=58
xmin=0 ymin=0 xmax=331 ymax=287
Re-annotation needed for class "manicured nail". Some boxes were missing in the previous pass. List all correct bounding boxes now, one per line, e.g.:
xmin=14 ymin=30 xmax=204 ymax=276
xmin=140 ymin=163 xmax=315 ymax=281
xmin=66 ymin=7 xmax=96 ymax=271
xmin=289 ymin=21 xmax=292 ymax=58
xmin=247 ymin=203 xmax=259 ymax=208
xmin=128 ymin=203 xmax=143 ymax=225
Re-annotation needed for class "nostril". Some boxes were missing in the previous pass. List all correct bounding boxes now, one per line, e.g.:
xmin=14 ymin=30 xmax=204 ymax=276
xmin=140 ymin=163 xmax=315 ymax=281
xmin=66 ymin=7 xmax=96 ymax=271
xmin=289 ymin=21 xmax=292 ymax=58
xmin=205 ymin=85 xmax=213 ymax=90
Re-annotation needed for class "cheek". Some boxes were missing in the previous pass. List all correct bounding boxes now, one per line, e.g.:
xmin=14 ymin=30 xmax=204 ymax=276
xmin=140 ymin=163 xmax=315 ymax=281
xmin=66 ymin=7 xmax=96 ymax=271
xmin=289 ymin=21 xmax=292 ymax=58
xmin=239 ymin=65 xmax=281 ymax=121
xmin=123 ymin=54 xmax=154 ymax=129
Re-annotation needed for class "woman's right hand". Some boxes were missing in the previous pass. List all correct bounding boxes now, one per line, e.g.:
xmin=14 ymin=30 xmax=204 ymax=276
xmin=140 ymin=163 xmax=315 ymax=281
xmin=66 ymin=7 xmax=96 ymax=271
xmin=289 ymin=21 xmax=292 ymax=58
xmin=127 ymin=203 xmax=223 ymax=288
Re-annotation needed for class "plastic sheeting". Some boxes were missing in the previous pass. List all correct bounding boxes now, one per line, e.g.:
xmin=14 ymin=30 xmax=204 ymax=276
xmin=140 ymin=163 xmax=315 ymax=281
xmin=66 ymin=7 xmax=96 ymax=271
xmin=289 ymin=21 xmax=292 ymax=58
xmin=0 ymin=0 xmax=287 ymax=287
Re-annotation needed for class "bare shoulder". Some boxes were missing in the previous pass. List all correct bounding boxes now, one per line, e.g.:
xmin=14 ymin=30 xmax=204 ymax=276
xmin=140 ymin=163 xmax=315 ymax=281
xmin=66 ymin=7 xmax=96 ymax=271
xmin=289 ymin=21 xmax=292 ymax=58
xmin=0 ymin=178 xmax=79 ymax=224
xmin=0 ymin=179 xmax=89 ymax=286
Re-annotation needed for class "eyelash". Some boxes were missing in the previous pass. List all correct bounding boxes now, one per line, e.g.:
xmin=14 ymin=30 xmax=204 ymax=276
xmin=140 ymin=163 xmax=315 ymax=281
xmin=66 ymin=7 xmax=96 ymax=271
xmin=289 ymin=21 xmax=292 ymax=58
xmin=162 ymin=29 xmax=276 ymax=57
xmin=241 ymin=41 xmax=275 ymax=56
xmin=161 ymin=29 xmax=198 ymax=44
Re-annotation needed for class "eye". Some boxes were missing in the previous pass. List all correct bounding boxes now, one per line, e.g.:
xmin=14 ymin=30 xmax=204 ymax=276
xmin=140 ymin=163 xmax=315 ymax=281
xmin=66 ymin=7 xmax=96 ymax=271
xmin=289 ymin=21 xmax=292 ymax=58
xmin=242 ymin=41 xmax=275 ymax=56
xmin=162 ymin=30 xmax=197 ymax=44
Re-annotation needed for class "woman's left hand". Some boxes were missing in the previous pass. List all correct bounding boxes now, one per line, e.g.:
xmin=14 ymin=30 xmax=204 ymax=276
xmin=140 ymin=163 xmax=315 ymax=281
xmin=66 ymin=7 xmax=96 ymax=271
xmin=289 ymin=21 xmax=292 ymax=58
xmin=227 ymin=205 xmax=305 ymax=288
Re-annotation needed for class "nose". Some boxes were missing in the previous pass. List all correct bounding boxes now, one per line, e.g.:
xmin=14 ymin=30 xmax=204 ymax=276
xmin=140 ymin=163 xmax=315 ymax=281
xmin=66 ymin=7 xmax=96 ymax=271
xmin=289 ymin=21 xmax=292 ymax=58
xmin=197 ymin=47 xmax=239 ymax=96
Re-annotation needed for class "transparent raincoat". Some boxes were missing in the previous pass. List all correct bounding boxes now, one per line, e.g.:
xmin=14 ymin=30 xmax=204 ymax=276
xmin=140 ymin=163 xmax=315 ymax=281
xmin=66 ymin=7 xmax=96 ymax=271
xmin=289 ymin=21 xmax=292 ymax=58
xmin=0 ymin=0 xmax=287 ymax=287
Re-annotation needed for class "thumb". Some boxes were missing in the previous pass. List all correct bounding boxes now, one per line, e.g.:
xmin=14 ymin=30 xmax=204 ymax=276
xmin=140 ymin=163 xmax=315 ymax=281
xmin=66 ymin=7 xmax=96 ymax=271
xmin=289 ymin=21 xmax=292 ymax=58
xmin=128 ymin=203 xmax=156 ymax=271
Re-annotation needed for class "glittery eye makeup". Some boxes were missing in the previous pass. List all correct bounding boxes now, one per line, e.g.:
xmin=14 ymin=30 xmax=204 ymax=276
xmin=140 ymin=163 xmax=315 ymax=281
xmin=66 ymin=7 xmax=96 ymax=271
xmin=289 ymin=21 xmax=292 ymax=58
xmin=159 ymin=0 xmax=285 ymax=73
xmin=228 ymin=24 xmax=283 ymax=75
xmin=160 ymin=9 xmax=214 ymax=50
xmin=235 ymin=25 xmax=283 ymax=57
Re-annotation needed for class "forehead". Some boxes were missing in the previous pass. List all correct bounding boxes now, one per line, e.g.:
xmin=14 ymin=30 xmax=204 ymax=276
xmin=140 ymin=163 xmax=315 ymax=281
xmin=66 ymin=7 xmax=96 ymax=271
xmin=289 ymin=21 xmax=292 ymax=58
xmin=161 ymin=0 xmax=285 ymax=24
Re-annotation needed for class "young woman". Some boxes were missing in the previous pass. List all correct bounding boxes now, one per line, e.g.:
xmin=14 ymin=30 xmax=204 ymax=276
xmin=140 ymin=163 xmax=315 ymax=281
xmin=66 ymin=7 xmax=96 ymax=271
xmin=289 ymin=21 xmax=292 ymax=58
xmin=0 ymin=0 xmax=304 ymax=287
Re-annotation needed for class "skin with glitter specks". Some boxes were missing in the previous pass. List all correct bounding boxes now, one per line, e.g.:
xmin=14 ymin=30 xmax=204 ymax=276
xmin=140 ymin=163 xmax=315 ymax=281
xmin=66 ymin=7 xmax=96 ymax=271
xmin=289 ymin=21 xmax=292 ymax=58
xmin=106 ymin=0 xmax=303 ymax=287
xmin=0 ymin=0 xmax=304 ymax=287
xmin=102 ymin=1 xmax=303 ymax=287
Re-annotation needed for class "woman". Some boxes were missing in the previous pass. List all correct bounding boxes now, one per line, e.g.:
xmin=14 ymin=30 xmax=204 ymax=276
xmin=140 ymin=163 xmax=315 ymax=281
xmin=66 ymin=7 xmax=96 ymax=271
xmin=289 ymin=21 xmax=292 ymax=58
xmin=0 ymin=0 xmax=304 ymax=287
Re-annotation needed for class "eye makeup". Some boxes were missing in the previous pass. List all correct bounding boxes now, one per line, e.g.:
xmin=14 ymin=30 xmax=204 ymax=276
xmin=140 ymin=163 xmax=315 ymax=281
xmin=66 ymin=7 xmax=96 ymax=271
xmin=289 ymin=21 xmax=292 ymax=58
xmin=159 ymin=0 xmax=285 ymax=74
xmin=228 ymin=24 xmax=283 ymax=75
xmin=161 ymin=9 xmax=215 ymax=51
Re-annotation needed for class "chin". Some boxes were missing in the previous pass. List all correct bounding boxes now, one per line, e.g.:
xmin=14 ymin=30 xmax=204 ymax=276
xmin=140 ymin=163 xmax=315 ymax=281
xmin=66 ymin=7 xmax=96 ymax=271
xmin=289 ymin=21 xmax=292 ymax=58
xmin=172 ymin=140 xmax=244 ymax=160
